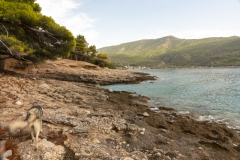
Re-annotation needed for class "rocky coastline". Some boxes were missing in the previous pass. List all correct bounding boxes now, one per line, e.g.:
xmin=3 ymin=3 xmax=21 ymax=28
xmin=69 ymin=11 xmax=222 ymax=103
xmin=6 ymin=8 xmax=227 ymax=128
xmin=1 ymin=59 xmax=240 ymax=160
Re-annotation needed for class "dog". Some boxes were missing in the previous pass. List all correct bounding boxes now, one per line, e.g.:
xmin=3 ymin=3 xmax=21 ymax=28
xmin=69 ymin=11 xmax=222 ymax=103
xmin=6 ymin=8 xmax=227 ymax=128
xmin=8 ymin=105 xmax=43 ymax=150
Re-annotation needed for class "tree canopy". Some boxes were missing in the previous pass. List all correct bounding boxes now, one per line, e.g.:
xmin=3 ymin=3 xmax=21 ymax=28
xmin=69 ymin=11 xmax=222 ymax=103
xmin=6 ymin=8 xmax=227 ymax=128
xmin=0 ymin=0 xmax=75 ymax=62
xmin=69 ymin=34 xmax=115 ymax=68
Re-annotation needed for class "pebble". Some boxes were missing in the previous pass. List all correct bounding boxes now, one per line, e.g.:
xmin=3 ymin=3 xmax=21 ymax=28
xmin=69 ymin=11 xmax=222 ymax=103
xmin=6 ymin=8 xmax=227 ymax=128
xmin=143 ymin=112 xmax=149 ymax=117
xmin=3 ymin=150 xmax=12 ymax=158
xmin=15 ymin=101 xmax=22 ymax=105
xmin=140 ymin=131 xmax=145 ymax=135
xmin=108 ymin=89 xmax=113 ymax=92
xmin=156 ymin=152 xmax=161 ymax=157
xmin=39 ymin=83 xmax=50 ymax=89
xmin=41 ymin=139 xmax=55 ymax=148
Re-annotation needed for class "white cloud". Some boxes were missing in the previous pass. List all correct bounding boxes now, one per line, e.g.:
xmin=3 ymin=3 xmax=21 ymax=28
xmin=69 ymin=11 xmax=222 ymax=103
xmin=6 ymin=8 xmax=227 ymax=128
xmin=36 ymin=0 xmax=79 ymax=20
xmin=36 ymin=0 xmax=99 ymax=44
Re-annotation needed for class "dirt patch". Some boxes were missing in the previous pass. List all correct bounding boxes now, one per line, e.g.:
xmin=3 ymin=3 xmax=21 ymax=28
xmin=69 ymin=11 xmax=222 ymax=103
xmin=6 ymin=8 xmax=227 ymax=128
xmin=0 ymin=58 xmax=33 ymax=73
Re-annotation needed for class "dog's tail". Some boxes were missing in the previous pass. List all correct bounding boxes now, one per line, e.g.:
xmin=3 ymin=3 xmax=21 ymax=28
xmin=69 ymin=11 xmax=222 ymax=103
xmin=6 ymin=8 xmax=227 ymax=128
xmin=8 ymin=120 xmax=28 ymax=133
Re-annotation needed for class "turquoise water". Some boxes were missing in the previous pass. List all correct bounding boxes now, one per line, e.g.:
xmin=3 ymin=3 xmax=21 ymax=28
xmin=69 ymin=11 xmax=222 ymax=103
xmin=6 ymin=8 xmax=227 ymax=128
xmin=103 ymin=68 xmax=240 ymax=127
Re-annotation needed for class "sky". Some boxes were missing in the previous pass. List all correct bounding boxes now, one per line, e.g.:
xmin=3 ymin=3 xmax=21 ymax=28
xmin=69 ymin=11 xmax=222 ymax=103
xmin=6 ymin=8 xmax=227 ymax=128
xmin=36 ymin=0 xmax=240 ymax=48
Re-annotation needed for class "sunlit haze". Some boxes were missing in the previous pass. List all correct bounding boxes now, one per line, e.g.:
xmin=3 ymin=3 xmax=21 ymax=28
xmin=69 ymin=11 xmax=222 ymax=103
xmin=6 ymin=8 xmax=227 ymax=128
xmin=36 ymin=0 xmax=240 ymax=48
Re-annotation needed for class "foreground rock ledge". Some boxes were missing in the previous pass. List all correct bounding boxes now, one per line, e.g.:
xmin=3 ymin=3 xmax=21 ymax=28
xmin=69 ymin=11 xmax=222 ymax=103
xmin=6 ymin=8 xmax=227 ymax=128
xmin=0 ymin=59 xmax=240 ymax=160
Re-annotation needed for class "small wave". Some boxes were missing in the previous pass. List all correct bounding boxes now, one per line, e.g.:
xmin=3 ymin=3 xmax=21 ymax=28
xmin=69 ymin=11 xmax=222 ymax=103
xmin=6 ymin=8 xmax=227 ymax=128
xmin=178 ymin=111 xmax=190 ymax=115
xmin=227 ymin=125 xmax=240 ymax=134
xmin=150 ymin=107 xmax=159 ymax=111
xmin=197 ymin=115 xmax=229 ymax=125
xmin=197 ymin=115 xmax=216 ymax=122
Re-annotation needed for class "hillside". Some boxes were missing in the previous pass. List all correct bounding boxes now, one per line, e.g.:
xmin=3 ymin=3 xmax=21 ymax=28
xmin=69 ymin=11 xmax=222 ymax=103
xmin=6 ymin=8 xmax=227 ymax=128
xmin=98 ymin=36 xmax=240 ymax=67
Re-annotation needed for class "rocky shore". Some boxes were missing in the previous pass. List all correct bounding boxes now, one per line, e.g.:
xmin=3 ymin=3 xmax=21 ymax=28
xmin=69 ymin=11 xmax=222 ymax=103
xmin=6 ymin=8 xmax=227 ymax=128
xmin=1 ymin=59 xmax=240 ymax=160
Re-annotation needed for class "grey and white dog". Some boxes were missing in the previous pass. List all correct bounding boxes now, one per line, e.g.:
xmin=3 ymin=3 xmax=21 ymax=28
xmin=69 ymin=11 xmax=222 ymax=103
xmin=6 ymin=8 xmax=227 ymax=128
xmin=8 ymin=106 xmax=43 ymax=150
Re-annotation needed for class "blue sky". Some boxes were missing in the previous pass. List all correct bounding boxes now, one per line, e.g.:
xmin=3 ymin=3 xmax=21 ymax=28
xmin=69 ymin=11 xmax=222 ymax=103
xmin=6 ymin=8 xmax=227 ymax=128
xmin=36 ymin=0 xmax=240 ymax=48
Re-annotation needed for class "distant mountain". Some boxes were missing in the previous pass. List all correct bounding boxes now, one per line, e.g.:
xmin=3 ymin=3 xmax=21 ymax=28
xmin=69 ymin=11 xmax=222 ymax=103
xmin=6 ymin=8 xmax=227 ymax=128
xmin=98 ymin=36 xmax=240 ymax=67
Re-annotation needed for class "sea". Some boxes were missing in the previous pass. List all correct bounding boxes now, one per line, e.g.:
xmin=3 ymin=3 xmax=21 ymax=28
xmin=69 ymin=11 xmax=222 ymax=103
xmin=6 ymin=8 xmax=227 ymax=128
xmin=102 ymin=67 xmax=240 ymax=129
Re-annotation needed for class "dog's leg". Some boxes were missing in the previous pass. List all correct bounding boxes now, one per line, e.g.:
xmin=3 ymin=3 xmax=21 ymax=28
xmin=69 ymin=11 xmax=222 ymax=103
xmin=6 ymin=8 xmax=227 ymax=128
xmin=35 ymin=131 xmax=39 ymax=151
xmin=40 ymin=119 xmax=43 ymax=132
xmin=34 ymin=120 xmax=41 ymax=151
xmin=31 ymin=127 xmax=35 ymax=144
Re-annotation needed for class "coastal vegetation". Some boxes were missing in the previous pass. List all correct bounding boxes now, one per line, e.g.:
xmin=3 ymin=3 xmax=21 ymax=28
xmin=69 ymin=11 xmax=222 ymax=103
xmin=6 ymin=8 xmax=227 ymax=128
xmin=0 ymin=0 xmax=113 ymax=68
xmin=98 ymin=36 xmax=240 ymax=68
xmin=0 ymin=0 xmax=75 ymax=62
xmin=68 ymin=35 xmax=115 ymax=68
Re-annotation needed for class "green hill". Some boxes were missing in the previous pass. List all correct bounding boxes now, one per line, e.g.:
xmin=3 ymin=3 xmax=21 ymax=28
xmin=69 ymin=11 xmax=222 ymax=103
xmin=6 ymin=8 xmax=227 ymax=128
xmin=98 ymin=36 xmax=240 ymax=67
